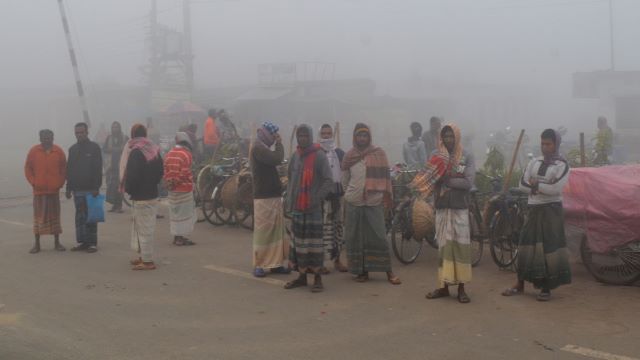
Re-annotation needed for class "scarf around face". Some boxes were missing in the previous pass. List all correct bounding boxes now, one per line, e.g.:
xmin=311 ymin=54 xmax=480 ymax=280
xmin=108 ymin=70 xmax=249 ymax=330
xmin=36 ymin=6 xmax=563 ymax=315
xmin=319 ymin=137 xmax=341 ymax=183
xmin=342 ymin=123 xmax=392 ymax=205
xmin=295 ymin=125 xmax=320 ymax=211
xmin=411 ymin=123 xmax=463 ymax=198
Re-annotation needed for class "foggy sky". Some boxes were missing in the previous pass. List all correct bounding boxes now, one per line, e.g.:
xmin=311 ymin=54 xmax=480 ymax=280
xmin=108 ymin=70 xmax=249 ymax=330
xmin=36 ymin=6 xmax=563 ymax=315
xmin=2 ymin=0 xmax=639 ymax=94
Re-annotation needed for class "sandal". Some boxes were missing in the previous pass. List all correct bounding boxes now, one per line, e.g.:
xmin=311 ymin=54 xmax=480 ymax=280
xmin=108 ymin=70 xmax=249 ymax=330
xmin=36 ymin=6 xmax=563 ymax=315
xmin=387 ymin=276 xmax=402 ymax=285
xmin=537 ymin=292 xmax=551 ymax=302
xmin=354 ymin=274 xmax=369 ymax=283
xmin=334 ymin=262 xmax=349 ymax=273
xmin=426 ymin=288 xmax=450 ymax=299
xmin=270 ymin=266 xmax=291 ymax=275
xmin=253 ymin=268 xmax=266 ymax=278
xmin=311 ymin=275 xmax=324 ymax=293
xmin=130 ymin=258 xmax=143 ymax=266
xmin=502 ymin=287 xmax=523 ymax=297
xmin=182 ymin=239 xmax=196 ymax=246
xmin=457 ymin=292 xmax=471 ymax=304
xmin=54 ymin=244 xmax=66 ymax=252
xmin=284 ymin=277 xmax=308 ymax=289
xmin=132 ymin=262 xmax=156 ymax=270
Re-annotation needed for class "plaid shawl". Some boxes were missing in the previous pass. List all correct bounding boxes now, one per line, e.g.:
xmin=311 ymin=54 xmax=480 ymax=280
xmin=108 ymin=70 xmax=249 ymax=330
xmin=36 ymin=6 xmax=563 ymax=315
xmin=342 ymin=123 xmax=393 ymax=206
xmin=410 ymin=123 xmax=463 ymax=199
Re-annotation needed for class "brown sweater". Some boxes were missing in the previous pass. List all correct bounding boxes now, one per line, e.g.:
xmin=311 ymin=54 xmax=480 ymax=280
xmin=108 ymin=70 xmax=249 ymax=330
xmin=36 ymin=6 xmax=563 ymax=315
xmin=250 ymin=141 xmax=284 ymax=199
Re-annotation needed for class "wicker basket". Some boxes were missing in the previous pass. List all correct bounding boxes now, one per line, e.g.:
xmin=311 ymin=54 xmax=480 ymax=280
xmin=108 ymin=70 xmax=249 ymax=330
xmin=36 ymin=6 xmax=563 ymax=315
xmin=412 ymin=198 xmax=435 ymax=241
xmin=221 ymin=175 xmax=240 ymax=209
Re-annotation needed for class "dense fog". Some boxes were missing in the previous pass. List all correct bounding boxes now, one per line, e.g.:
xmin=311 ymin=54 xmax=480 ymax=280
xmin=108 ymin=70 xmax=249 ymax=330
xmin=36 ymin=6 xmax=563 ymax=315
xmin=2 ymin=0 xmax=639 ymax=198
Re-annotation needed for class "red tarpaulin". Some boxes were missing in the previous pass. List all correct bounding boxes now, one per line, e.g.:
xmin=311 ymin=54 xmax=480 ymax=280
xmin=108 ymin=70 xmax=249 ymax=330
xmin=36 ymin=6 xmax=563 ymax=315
xmin=563 ymin=165 xmax=640 ymax=254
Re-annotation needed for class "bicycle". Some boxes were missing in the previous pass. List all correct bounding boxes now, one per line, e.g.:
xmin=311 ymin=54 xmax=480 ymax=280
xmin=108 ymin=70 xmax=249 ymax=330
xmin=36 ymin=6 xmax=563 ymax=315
xmin=486 ymin=187 xmax=529 ymax=269
xmin=198 ymin=157 xmax=242 ymax=226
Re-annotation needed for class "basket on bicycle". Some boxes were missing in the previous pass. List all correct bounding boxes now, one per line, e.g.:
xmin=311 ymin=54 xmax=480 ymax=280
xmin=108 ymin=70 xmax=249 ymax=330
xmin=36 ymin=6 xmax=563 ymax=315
xmin=411 ymin=198 xmax=435 ymax=241
xmin=221 ymin=174 xmax=240 ymax=209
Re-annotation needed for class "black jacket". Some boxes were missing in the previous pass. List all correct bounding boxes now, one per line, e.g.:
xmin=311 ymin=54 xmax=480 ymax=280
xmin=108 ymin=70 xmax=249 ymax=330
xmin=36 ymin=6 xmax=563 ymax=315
xmin=66 ymin=140 xmax=103 ymax=192
xmin=250 ymin=142 xmax=284 ymax=199
xmin=124 ymin=149 xmax=164 ymax=201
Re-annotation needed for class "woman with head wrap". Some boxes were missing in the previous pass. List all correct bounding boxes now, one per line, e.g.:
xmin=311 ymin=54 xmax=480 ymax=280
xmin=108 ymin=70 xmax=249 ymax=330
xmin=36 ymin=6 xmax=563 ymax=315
xmin=415 ymin=123 xmax=475 ymax=303
xmin=103 ymin=121 xmax=129 ymax=213
xmin=342 ymin=123 xmax=401 ymax=285
xmin=164 ymin=132 xmax=196 ymax=246
xmin=122 ymin=124 xmax=164 ymax=270
xmin=284 ymin=124 xmax=334 ymax=292
xmin=502 ymin=129 xmax=571 ymax=301
xmin=250 ymin=122 xmax=290 ymax=278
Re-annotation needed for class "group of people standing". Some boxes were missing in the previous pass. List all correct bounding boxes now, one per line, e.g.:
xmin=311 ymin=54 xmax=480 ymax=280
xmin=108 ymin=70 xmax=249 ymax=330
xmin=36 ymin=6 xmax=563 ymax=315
xmin=25 ymin=122 xmax=198 ymax=271
xmin=25 ymin=113 xmax=573 ymax=302
xmin=250 ymin=121 xmax=402 ymax=292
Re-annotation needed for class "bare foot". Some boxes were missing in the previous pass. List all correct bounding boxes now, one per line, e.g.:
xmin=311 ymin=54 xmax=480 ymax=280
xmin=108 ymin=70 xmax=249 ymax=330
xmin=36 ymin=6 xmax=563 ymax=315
xmin=29 ymin=246 xmax=40 ymax=254
xmin=54 ymin=243 xmax=66 ymax=251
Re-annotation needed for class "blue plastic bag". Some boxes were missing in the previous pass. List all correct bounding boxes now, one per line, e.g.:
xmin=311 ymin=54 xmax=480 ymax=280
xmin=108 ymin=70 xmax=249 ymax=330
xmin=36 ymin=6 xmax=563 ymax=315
xmin=86 ymin=194 xmax=106 ymax=223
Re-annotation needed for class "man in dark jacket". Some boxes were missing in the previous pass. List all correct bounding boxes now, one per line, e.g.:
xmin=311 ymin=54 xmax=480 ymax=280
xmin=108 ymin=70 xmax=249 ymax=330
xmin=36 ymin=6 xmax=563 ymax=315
xmin=250 ymin=122 xmax=289 ymax=278
xmin=66 ymin=122 xmax=103 ymax=253
xmin=124 ymin=124 xmax=164 ymax=270
xmin=284 ymin=124 xmax=333 ymax=293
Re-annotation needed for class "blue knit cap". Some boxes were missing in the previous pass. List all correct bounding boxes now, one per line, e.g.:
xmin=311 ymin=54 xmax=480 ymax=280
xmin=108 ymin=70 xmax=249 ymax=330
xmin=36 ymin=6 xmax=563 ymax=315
xmin=262 ymin=121 xmax=279 ymax=135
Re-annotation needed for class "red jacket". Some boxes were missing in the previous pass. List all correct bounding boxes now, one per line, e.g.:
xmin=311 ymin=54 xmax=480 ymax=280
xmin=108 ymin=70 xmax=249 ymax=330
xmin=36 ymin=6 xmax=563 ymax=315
xmin=163 ymin=146 xmax=193 ymax=193
xmin=24 ymin=144 xmax=67 ymax=195
xmin=204 ymin=116 xmax=220 ymax=146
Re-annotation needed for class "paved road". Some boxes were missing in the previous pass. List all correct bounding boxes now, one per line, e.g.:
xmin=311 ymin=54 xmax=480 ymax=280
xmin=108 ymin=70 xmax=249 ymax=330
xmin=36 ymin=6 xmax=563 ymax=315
xmin=1 ymin=198 xmax=638 ymax=360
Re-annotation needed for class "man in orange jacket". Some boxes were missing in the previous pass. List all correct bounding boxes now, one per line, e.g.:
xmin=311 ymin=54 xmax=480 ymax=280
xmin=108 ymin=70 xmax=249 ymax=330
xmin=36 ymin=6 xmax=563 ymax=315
xmin=203 ymin=109 xmax=220 ymax=158
xmin=24 ymin=129 xmax=67 ymax=254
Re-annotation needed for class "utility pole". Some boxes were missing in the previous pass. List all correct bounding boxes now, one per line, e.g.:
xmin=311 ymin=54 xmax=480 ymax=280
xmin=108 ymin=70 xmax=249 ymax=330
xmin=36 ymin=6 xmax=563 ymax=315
xmin=56 ymin=0 xmax=91 ymax=126
xmin=149 ymin=0 xmax=159 ymax=98
xmin=609 ymin=0 xmax=615 ymax=71
xmin=184 ymin=0 xmax=194 ymax=96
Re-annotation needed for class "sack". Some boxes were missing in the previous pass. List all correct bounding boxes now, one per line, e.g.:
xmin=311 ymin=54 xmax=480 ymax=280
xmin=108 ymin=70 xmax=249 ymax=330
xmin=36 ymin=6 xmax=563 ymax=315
xmin=86 ymin=194 xmax=106 ymax=223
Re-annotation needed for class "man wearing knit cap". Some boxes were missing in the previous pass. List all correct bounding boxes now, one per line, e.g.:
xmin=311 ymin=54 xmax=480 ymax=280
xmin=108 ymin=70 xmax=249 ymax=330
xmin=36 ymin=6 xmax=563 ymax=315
xmin=250 ymin=122 xmax=290 ymax=277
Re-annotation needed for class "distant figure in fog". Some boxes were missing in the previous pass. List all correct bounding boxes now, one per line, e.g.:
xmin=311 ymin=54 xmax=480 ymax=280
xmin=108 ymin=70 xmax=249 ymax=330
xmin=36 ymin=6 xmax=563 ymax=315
xmin=403 ymin=122 xmax=427 ymax=168
xmin=24 ymin=129 xmax=67 ymax=254
xmin=203 ymin=109 xmax=220 ymax=158
xmin=594 ymin=116 xmax=613 ymax=165
xmin=422 ymin=116 xmax=442 ymax=157
xmin=103 ymin=121 xmax=128 ymax=213
xmin=122 ymin=124 xmax=164 ymax=270
xmin=146 ymin=117 xmax=161 ymax=145
xmin=66 ymin=122 xmax=102 ymax=253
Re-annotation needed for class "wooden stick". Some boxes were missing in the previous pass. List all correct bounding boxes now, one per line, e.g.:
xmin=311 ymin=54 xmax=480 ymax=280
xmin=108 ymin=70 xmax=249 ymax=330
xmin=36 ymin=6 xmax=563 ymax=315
xmin=289 ymin=125 xmax=298 ymax=156
xmin=502 ymin=129 xmax=526 ymax=194
xmin=247 ymin=122 xmax=257 ymax=158
xmin=580 ymin=132 xmax=586 ymax=167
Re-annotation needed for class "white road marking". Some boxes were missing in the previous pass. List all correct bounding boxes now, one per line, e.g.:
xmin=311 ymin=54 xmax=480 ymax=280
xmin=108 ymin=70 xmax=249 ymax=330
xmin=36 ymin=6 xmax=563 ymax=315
xmin=0 ymin=218 xmax=29 ymax=227
xmin=561 ymin=345 xmax=639 ymax=360
xmin=204 ymin=265 xmax=287 ymax=287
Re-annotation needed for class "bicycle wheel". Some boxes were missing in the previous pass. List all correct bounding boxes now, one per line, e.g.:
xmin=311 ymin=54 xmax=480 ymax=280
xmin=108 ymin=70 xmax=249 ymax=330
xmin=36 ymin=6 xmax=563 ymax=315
xmin=489 ymin=211 xmax=518 ymax=268
xmin=580 ymin=236 xmax=640 ymax=285
xmin=390 ymin=207 xmax=423 ymax=264
xmin=202 ymin=182 xmax=223 ymax=226
xmin=469 ymin=211 xmax=483 ymax=267
xmin=235 ymin=181 xmax=254 ymax=230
